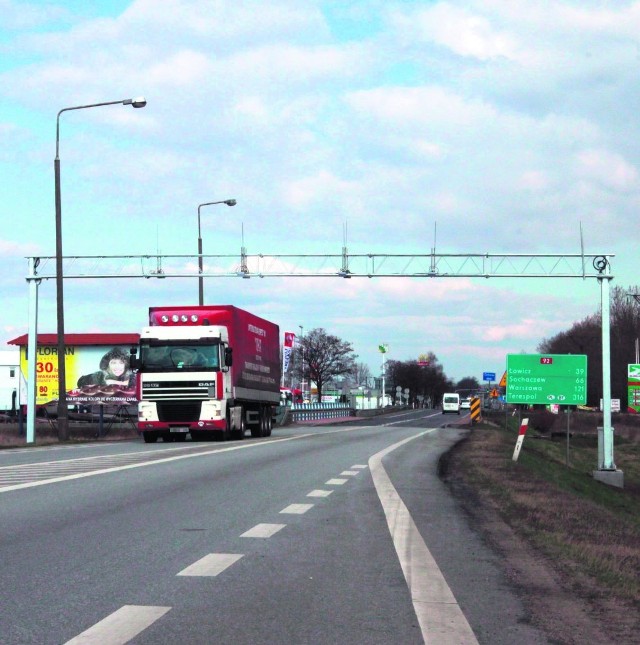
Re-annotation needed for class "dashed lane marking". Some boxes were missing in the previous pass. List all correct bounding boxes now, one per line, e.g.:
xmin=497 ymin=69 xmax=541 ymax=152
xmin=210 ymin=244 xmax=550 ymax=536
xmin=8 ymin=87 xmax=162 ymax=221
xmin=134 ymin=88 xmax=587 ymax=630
xmin=307 ymin=489 xmax=332 ymax=498
xmin=240 ymin=523 xmax=286 ymax=538
xmin=280 ymin=503 xmax=314 ymax=514
xmin=64 ymin=605 xmax=171 ymax=645
xmin=340 ymin=470 xmax=359 ymax=476
xmin=177 ymin=553 xmax=243 ymax=577
xmin=325 ymin=478 xmax=347 ymax=485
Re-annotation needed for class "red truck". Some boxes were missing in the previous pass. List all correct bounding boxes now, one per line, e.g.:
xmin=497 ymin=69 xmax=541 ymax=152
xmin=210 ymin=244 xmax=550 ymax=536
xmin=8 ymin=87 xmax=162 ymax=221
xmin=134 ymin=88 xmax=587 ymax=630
xmin=131 ymin=305 xmax=281 ymax=443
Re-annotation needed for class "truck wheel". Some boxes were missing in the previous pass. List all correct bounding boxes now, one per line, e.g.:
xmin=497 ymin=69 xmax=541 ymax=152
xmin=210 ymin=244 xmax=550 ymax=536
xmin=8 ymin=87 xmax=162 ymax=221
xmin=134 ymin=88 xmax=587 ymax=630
xmin=143 ymin=431 xmax=158 ymax=443
xmin=230 ymin=409 xmax=245 ymax=440
xmin=266 ymin=408 xmax=273 ymax=436
xmin=251 ymin=408 xmax=263 ymax=438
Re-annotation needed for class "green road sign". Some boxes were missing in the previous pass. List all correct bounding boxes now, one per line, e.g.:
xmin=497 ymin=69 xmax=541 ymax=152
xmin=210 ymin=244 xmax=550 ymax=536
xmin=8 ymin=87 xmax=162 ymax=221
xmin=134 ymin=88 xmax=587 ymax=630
xmin=628 ymin=364 xmax=640 ymax=413
xmin=506 ymin=354 xmax=587 ymax=405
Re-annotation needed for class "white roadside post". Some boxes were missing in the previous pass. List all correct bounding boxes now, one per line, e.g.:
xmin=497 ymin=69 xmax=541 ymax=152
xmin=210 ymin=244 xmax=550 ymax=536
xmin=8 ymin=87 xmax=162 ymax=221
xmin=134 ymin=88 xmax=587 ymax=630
xmin=512 ymin=418 xmax=529 ymax=462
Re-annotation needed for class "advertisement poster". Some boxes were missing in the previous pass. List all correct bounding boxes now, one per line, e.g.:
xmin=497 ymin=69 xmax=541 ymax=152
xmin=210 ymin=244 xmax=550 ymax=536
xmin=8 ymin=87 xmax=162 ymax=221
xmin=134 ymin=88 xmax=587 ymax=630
xmin=20 ymin=345 xmax=137 ymax=405
xmin=282 ymin=331 xmax=296 ymax=374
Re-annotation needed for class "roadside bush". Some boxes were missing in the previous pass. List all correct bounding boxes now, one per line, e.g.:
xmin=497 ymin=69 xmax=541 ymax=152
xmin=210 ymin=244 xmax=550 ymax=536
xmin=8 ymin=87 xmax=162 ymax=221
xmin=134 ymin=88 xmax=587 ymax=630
xmin=528 ymin=409 xmax=557 ymax=433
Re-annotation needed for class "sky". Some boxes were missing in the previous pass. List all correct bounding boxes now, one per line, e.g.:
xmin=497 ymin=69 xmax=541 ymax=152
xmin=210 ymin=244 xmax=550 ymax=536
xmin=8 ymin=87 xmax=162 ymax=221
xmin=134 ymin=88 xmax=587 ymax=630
xmin=1 ymin=0 xmax=638 ymax=385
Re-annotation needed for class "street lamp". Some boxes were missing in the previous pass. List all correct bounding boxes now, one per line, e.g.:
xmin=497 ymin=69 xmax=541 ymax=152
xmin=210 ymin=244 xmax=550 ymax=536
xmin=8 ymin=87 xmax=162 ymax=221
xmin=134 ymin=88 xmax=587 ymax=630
xmin=55 ymin=97 xmax=146 ymax=440
xmin=197 ymin=199 xmax=237 ymax=305
xmin=299 ymin=325 xmax=304 ymax=402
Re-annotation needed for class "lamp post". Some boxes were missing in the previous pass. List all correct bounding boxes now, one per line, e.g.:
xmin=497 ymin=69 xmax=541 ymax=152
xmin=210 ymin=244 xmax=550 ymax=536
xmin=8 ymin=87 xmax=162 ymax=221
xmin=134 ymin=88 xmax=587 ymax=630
xmin=197 ymin=199 xmax=237 ymax=305
xmin=55 ymin=97 xmax=146 ymax=440
xmin=299 ymin=325 xmax=304 ymax=402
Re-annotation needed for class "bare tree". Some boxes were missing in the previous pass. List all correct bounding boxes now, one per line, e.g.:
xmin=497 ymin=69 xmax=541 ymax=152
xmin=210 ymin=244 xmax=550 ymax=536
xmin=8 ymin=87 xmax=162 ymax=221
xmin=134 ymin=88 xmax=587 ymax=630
xmin=299 ymin=328 xmax=357 ymax=402
xmin=352 ymin=361 xmax=372 ymax=386
xmin=456 ymin=376 xmax=480 ymax=394
xmin=537 ymin=284 xmax=640 ymax=407
xmin=387 ymin=353 xmax=453 ymax=407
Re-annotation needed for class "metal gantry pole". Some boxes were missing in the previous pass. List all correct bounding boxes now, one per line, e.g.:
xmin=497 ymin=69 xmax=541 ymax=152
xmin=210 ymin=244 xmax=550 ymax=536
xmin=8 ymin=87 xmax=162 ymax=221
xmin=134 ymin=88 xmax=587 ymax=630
xmin=26 ymin=258 xmax=40 ymax=444
xmin=599 ymin=267 xmax=615 ymax=470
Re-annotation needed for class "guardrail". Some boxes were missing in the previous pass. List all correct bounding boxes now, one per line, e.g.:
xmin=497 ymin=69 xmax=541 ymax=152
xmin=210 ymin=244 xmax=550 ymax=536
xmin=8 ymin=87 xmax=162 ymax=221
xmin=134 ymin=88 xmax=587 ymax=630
xmin=290 ymin=402 xmax=355 ymax=422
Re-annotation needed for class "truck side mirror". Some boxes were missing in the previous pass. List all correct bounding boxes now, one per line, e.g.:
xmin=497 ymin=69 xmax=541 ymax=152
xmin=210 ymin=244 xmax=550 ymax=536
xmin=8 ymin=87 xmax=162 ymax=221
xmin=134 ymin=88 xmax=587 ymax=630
xmin=129 ymin=347 xmax=139 ymax=370
xmin=224 ymin=347 xmax=233 ymax=367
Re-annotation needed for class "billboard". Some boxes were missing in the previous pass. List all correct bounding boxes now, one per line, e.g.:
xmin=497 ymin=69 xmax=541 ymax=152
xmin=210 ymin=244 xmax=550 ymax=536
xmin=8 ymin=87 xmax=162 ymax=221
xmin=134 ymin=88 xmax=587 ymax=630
xmin=20 ymin=344 xmax=137 ymax=405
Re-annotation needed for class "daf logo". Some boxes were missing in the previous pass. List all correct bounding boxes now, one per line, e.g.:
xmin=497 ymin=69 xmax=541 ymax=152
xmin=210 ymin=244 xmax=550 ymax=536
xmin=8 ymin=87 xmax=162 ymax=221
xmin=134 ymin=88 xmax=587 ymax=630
xmin=146 ymin=383 xmax=161 ymax=388
xmin=198 ymin=382 xmax=215 ymax=387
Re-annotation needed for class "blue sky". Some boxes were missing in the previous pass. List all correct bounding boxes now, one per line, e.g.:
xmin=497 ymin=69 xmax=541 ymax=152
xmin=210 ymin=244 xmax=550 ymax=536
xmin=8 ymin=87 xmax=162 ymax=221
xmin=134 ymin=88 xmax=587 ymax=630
xmin=1 ymin=0 xmax=638 ymax=383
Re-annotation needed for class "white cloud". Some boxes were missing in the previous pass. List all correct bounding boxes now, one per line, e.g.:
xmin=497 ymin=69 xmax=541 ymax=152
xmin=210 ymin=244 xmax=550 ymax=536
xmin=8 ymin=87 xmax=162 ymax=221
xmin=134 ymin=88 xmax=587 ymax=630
xmin=576 ymin=149 xmax=640 ymax=192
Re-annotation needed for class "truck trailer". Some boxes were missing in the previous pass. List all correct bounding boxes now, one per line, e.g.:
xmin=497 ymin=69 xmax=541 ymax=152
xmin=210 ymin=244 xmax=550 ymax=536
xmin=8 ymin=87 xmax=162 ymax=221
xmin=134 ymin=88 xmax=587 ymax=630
xmin=131 ymin=305 xmax=281 ymax=443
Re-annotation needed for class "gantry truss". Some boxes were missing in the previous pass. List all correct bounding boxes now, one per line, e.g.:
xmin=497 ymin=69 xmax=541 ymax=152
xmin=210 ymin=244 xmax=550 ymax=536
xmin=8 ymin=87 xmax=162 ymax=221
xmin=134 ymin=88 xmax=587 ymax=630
xmin=27 ymin=251 xmax=614 ymax=280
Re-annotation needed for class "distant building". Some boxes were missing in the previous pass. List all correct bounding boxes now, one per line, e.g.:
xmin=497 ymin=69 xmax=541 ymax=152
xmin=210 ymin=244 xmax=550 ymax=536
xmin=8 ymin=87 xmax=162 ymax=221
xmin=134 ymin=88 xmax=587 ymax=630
xmin=0 ymin=349 xmax=20 ymax=413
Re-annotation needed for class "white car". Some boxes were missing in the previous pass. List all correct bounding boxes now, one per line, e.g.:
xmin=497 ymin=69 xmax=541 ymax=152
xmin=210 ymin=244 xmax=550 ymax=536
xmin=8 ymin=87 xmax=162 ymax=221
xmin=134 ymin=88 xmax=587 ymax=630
xmin=460 ymin=398 xmax=472 ymax=410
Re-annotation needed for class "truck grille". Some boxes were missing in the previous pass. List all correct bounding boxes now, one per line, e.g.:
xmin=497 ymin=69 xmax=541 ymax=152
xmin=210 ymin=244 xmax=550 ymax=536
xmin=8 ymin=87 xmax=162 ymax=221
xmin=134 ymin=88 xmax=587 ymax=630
xmin=142 ymin=380 xmax=215 ymax=401
xmin=156 ymin=402 xmax=202 ymax=422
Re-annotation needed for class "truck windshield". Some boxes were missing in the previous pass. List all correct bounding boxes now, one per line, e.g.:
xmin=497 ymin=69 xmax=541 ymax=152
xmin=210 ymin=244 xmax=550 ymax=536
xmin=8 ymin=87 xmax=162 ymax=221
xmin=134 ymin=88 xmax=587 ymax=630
xmin=139 ymin=341 xmax=220 ymax=371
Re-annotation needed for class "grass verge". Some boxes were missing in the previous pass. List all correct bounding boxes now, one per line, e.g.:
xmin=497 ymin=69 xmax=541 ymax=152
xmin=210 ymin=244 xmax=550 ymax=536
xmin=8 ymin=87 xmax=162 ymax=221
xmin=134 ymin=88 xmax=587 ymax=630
xmin=441 ymin=415 xmax=640 ymax=642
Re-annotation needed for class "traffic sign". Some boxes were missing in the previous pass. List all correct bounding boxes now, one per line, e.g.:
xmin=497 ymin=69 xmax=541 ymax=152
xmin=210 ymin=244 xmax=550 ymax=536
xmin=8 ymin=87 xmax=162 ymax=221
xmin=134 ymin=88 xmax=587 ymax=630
xmin=498 ymin=371 xmax=506 ymax=388
xmin=483 ymin=372 xmax=496 ymax=382
xmin=506 ymin=354 xmax=587 ymax=405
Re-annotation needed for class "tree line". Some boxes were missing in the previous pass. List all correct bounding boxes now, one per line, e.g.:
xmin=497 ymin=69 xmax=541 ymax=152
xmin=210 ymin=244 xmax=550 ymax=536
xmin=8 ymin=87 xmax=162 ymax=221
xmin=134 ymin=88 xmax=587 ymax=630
xmin=287 ymin=329 xmax=478 ymax=405
xmin=538 ymin=284 xmax=640 ymax=408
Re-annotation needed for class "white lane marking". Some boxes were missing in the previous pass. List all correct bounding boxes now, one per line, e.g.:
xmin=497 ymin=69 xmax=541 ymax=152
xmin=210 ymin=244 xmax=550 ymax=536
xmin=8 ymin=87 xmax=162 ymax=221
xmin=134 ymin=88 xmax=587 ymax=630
xmin=351 ymin=464 xmax=368 ymax=469
xmin=240 ymin=523 xmax=286 ymax=538
xmin=0 ymin=444 xmax=199 ymax=471
xmin=307 ymin=489 xmax=333 ymax=498
xmin=177 ymin=553 xmax=243 ymax=577
xmin=381 ymin=411 xmax=443 ymax=427
xmin=280 ymin=503 xmax=314 ymax=514
xmin=0 ymin=434 xmax=313 ymax=494
xmin=64 ymin=604 xmax=170 ymax=645
xmin=369 ymin=431 xmax=478 ymax=644
xmin=325 ymin=478 xmax=347 ymax=485
xmin=340 ymin=470 xmax=359 ymax=476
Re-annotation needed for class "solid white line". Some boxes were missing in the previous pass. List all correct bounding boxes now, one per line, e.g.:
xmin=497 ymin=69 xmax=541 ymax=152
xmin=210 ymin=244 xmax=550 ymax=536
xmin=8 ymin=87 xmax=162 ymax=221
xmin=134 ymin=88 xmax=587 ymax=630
xmin=307 ymin=489 xmax=333 ymax=498
xmin=240 ymin=523 xmax=286 ymax=538
xmin=369 ymin=431 xmax=478 ymax=644
xmin=325 ymin=478 xmax=348 ymax=485
xmin=64 ymin=604 xmax=170 ymax=645
xmin=0 ymin=434 xmax=313 ymax=494
xmin=280 ymin=503 xmax=314 ymax=514
xmin=177 ymin=553 xmax=243 ymax=577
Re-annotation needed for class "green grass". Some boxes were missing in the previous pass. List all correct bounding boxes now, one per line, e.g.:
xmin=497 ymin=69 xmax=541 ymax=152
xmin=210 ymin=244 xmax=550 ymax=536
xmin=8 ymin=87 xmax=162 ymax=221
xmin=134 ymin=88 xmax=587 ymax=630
xmin=450 ymin=417 xmax=640 ymax=607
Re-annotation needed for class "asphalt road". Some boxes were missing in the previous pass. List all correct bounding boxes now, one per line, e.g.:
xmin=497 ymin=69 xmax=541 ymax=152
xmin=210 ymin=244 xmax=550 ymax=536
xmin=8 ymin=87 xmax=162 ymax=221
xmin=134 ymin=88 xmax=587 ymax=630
xmin=0 ymin=409 xmax=550 ymax=644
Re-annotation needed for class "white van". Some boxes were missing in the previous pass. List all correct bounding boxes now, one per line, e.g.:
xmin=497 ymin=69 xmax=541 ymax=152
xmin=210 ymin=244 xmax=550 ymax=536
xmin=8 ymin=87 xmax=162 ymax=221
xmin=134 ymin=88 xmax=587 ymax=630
xmin=442 ymin=393 xmax=460 ymax=414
